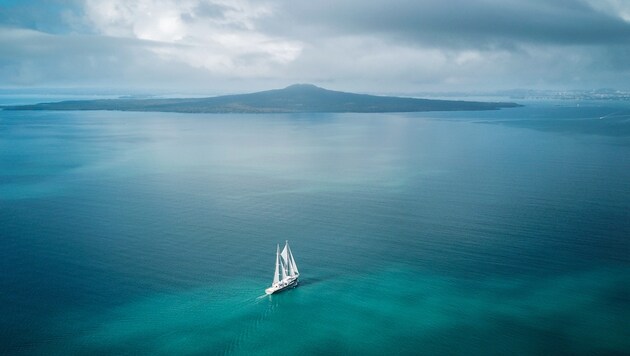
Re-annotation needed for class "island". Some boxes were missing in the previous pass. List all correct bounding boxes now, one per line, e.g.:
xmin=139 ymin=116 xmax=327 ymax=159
xmin=2 ymin=84 xmax=521 ymax=113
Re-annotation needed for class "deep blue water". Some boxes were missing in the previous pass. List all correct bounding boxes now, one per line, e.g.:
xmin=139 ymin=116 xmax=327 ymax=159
xmin=1 ymin=101 xmax=629 ymax=355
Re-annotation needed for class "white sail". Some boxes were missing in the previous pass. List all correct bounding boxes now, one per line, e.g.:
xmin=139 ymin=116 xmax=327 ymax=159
xmin=280 ymin=243 xmax=288 ymax=262
xmin=280 ymin=243 xmax=289 ymax=278
xmin=272 ymin=244 xmax=280 ymax=285
xmin=287 ymin=244 xmax=299 ymax=276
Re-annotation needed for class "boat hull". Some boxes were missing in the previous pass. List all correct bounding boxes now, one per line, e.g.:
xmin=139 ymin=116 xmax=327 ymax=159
xmin=265 ymin=277 xmax=298 ymax=295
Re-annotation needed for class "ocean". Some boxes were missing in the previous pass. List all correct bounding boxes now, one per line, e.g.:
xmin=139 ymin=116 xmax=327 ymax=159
xmin=1 ymin=100 xmax=628 ymax=355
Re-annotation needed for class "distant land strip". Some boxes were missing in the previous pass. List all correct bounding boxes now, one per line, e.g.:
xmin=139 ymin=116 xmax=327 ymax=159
xmin=2 ymin=84 xmax=521 ymax=113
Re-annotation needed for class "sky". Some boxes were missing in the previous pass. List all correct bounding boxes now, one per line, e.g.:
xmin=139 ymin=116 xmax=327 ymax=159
xmin=1 ymin=0 xmax=630 ymax=94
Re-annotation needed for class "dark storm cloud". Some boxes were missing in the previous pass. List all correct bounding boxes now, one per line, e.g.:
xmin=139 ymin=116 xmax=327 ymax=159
xmin=265 ymin=0 xmax=630 ymax=48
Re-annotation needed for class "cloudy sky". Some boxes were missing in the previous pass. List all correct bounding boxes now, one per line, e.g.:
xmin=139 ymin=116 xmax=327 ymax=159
xmin=1 ymin=0 xmax=629 ymax=94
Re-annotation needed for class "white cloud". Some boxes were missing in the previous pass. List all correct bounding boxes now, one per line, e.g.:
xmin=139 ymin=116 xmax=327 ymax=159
xmin=585 ymin=0 xmax=630 ymax=22
xmin=82 ymin=0 xmax=302 ymax=76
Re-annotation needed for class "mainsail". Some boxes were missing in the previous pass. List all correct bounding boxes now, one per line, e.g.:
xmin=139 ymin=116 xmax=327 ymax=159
xmin=280 ymin=244 xmax=289 ymax=279
xmin=281 ymin=241 xmax=299 ymax=277
xmin=287 ymin=243 xmax=299 ymax=276
xmin=272 ymin=244 xmax=280 ymax=285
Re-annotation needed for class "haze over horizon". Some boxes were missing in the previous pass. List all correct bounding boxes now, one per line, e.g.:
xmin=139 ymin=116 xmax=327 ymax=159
xmin=1 ymin=0 xmax=630 ymax=95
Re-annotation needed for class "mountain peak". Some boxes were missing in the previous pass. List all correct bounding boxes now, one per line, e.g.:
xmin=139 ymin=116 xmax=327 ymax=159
xmin=283 ymin=83 xmax=324 ymax=91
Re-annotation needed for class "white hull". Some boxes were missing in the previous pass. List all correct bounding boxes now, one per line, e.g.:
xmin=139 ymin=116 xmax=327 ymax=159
xmin=265 ymin=276 xmax=298 ymax=295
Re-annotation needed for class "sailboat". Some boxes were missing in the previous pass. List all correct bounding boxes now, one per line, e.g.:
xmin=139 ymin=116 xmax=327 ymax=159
xmin=265 ymin=241 xmax=300 ymax=295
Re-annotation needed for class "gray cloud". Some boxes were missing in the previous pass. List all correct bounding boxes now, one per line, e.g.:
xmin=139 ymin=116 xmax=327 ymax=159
xmin=0 ymin=28 xmax=245 ymax=91
xmin=265 ymin=0 xmax=630 ymax=48
xmin=261 ymin=0 xmax=630 ymax=91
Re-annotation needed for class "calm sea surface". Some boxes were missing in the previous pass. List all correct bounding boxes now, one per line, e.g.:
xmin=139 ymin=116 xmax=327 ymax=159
xmin=1 ymin=100 xmax=629 ymax=355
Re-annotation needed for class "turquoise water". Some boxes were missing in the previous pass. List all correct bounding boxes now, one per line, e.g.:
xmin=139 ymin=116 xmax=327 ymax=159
xmin=1 ymin=102 xmax=629 ymax=355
